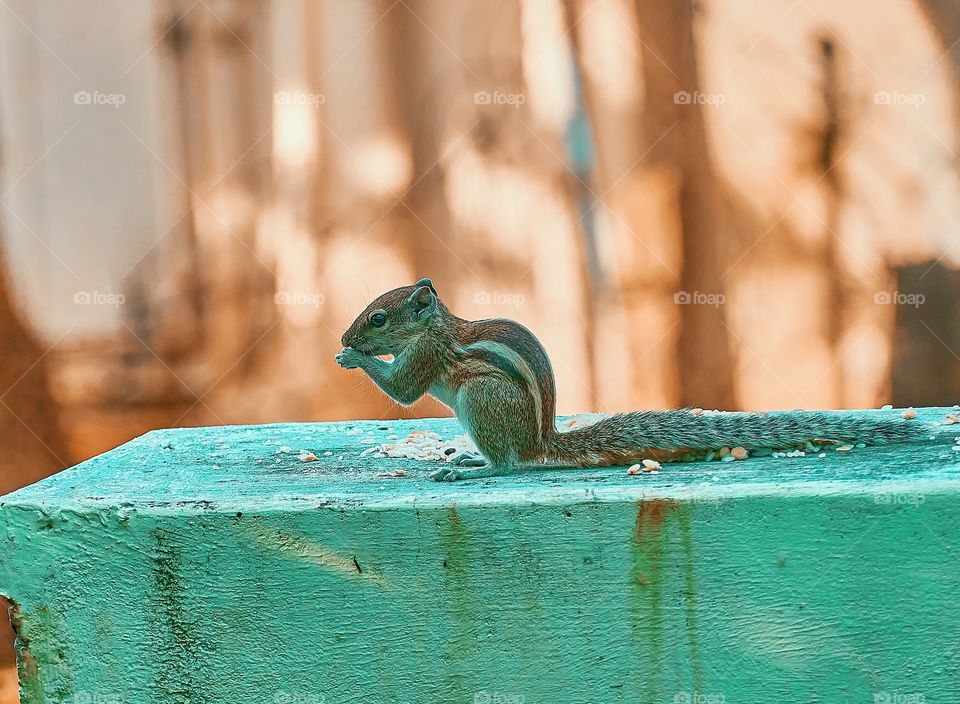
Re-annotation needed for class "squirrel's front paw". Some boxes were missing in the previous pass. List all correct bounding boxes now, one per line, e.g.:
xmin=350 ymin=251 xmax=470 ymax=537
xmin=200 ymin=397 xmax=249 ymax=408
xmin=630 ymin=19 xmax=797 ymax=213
xmin=336 ymin=347 xmax=365 ymax=369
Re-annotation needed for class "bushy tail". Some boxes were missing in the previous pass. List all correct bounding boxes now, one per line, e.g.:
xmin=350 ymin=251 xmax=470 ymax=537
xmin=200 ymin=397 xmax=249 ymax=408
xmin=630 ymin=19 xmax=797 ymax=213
xmin=544 ymin=409 xmax=932 ymax=466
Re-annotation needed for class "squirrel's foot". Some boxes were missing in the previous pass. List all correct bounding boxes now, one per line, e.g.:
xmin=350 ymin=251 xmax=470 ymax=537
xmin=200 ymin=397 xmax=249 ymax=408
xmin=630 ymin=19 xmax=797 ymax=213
xmin=430 ymin=464 xmax=511 ymax=481
xmin=449 ymin=450 xmax=486 ymax=467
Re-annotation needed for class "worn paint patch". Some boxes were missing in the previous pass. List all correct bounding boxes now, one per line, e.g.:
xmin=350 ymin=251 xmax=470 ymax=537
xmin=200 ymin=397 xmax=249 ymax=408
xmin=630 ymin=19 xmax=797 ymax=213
xmin=9 ymin=601 xmax=73 ymax=704
xmin=240 ymin=518 xmax=386 ymax=585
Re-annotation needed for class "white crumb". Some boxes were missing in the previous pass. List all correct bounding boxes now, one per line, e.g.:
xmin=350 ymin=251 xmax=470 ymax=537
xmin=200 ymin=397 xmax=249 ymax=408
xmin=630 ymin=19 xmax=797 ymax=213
xmin=376 ymin=429 xmax=478 ymax=463
xmin=627 ymin=464 xmax=642 ymax=475
xmin=298 ymin=452 xmax=318 ymax=462
xmin=901 ymin=408 xmax=917 ymax=419
xmin=642 ymin=459 xmax=661 ymax=471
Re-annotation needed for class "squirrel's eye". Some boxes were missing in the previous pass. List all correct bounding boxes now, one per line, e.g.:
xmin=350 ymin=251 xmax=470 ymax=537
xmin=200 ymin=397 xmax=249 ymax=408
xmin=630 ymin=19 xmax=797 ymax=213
xmin=370 ymin=311 xmax=387 ymax=327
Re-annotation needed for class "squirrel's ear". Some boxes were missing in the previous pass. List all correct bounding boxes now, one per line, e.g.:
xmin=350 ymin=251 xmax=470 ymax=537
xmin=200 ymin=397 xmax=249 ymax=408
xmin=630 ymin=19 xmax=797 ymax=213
xmin=408 ymin=285 xmax=437 ymax=319
xmin=413 ymin=277 xmax=435 ymax=293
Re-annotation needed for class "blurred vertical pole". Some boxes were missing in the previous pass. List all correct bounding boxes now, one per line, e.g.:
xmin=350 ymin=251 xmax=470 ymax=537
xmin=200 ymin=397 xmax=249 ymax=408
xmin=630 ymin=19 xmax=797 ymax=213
xmin=566 ymin=0 xmax=734 ymax=409
xmin=564 ymin=0 xmax=681 ymax=411
xmin=0 ymin=125 xmax=70 ymax=493
xmin=158 ymin=0 xmax=276 ymax=394
xmin=633 ymin=0 xmax=734 ymax=409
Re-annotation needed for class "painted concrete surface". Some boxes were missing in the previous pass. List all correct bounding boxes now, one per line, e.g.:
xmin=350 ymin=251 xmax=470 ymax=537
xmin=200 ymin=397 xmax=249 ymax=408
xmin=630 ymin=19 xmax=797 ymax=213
xmin=2 ymin=408 xmax=959 ymax=703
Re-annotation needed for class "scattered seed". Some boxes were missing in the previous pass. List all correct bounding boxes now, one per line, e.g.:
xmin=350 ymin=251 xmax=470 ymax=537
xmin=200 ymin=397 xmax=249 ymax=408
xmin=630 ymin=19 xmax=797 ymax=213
xmin=731 ymin=447 xmax=748 ymax=460
xmin=902 ymin=408 xmax=917 ymax=420
xmin=690 ymin=408 xmax=704 ymax=416
xmin=881 ymin=404 xmax=893 ymax=410
xmin=298 ymin=452 xmax=318 ymax=462
xmin=835 ymin=445 xmax=853 ymax=452
xmin=642 ymin=459 xmax=661 ymax=471
xmin=394 ymin=470 xmax=406 ymax=477
xmin=627 ymin=464 xmax=642 ymax=475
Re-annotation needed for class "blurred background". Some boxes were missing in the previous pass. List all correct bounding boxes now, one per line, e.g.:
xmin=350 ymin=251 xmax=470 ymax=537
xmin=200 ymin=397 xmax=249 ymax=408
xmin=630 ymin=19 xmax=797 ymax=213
xmin=2 ymin=0 xmax=960 ymax=699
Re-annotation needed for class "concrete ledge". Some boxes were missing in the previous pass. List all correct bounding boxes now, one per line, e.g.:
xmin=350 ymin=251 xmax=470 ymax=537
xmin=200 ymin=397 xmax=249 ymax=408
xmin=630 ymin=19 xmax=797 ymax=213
xmin=2 ymin=408 xmax=959 ymax=703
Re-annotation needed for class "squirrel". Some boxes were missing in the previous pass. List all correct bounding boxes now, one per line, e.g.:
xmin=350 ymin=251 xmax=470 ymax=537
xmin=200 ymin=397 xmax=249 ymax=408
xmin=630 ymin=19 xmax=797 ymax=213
xmin=337 ymin=278 xmax=929 ymax=481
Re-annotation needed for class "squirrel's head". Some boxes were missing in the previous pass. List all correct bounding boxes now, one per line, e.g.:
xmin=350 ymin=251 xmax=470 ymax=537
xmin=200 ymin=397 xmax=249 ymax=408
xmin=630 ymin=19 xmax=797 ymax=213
xmin=341 ymin=277 xmax=440 ymax=355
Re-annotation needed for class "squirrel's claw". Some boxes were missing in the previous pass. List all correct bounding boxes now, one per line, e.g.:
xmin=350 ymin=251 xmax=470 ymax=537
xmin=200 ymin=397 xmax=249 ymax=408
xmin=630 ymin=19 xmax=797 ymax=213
xmin=336 ymin=348 xmax=363 ymax=369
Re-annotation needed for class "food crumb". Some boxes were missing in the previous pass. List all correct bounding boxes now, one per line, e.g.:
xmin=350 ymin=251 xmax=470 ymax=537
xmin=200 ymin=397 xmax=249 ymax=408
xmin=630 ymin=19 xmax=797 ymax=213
xmin=641 ymin=459 xmax=660 ymax=471
xmin=731 ymin=446 xmax=748 ymax=460
xmin=690 ymin=408 xmax=704 ymax=416
xmin=902 ymin=408 xmax=917 ymax=419
xmin=835 ymin=445 xmax=853 ymax=452
xmin=627 ymin=464 xmax=642 ymax=475
xmin=298 ymin=452 xmax=318 ymax=462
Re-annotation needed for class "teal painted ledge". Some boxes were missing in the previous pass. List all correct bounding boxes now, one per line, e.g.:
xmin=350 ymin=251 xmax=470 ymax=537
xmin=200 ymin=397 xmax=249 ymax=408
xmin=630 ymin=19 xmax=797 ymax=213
xmin=2 ymin=407 xmax=960 ymax=703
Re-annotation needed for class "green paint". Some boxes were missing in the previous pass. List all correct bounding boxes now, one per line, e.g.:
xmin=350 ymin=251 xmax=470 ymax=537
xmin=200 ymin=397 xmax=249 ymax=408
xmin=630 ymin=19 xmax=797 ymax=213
xmin=0 ymin=408 xmax=958 ymax=702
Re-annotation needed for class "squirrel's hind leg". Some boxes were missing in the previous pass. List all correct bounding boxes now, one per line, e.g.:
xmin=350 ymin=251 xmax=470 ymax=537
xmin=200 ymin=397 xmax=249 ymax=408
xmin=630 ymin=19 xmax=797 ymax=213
xmin=431 ymin=376 xmax=536 ymax=481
